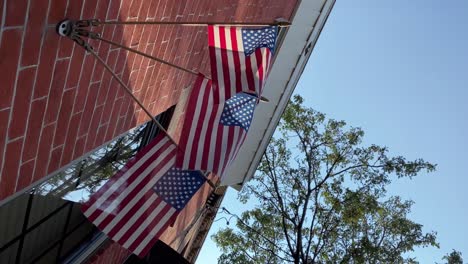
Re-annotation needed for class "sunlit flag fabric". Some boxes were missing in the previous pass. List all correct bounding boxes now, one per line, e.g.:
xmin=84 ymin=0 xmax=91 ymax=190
xmin=177 ymin=74 xmax=258 ymax=179
xmin=81 ymin=134 xmax=206 ymax=257
xmin=208 ymin=25 xmax=277 ymax=103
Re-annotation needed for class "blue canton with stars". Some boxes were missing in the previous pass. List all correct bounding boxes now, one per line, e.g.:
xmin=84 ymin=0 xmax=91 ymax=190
xmin=153 ymin=168 xmax=206 ymax=211
xmin=220 ymin=92 xmax=257 ymax=131
xmin=242 ymin=26 xmax=277 ymax=56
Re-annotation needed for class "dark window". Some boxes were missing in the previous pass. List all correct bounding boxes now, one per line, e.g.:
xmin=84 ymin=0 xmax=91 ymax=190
xmin=0 ymin=106 xmax=175 ymax=264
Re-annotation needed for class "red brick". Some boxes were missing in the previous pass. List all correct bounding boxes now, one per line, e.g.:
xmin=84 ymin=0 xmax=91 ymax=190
xmin=140 ymin=66 xmax=156 ymax=99
xmin=134 ymin=66 xmax=148 ymax=93
xmin=65 ymin=0 xmax=83 ymax=18
xmin=119 ymin=0 xmax=132 ymax=19
xmin=111 ymin=25 xmax=124 ymax=46
xmin=136 ymin=109 xmax=147 ymax=124
xmin=130 ymin=48 xmax=143 ymax=69
xmin=129 ymin=111 xmax=140 ymax=129
xmin=66 ymin=47 xmax=86 ymax=88
xmin=139 ymin=66 xmax=154 ymax=103
xmin=124 ymin=49 xmax=135 ymax=75
xmin=34 ymin=28 xmax=59 ymax=99
xmin=22 ymin=0 xmax=48 ymax=67
xmin=182 ymin=0 xmax=196 ymax=18
xmin=124 ymin=110 xmax=137 ymax=130
xmin=148 ymin=102 xmax=156 ymax=114
xmin=44 ymin=59 xmax=70 ymax=124
xmin=128 ymin=70 xmax=138 ymax=88
xmin=162 ymin=0 xmax=175 ymax=19
xmin=53 ymin=88 xmax=76 ymax=146
xmin=146 ymin=26 xmax=158 ymax=45
xmin=0 ymin=109 xmax=10 ymax=177
xmin=148 ymin=0 xmax=160 ymax=19
xmin=82 ymin=0 xmax=99 ymax=18
xmin=102 ymin=25 xmax=116 ymax=44
xmin=148 ymin=62 xmax=161 ymax=86
xmin=104 ymin=97 xmax=122 ymax=140
xmin=154 ymin=0 xmax=165 ymax=19
xmin=101 ymin=78 xmax=120 ymax=125
xmin=61 ymin=113 xmax=81 ymax=166
xmin=0 ymin=29 xmax=22 ymax=109
xmin=73 ymin=54 xmax=95 ymax=113
xmin=58 ymin=36 xmax=75 ymax=59
xmin=173 ymin=0 xmax=187 ymax=18
xmin=118 ymin=97 xmax=131 ymax=120
xmin=33 ymin=123 xmax=55 ymax=182
xmin=122 ymin=25 xmax=136 ymax=46
xmin=95 ymin=0 xmax=110 ymax=20
xmin=115 ymin=115 xmax=126 ymax=135
xmin=5 ymin=0 xmax=27 ymax=27
xmin=97 ymin=50 xmax=119 ymax=105
xmin=85 ymin=106 xmax=103 ymax=150
xmin=0 ymin=138 xmax=23 ymax=199
xmin=47 ymin=146 xmax=64 ymax=173
xmin=114 ymin=49 xmax=127 ymax=74
xmin=173 ymin=0 xmax=187 ymax=19
xmin=158 ymin=77 xmax=171 ymax=98
xmin=22 ymin=98 xmax=47 ymax=161
xmin=78 ymin=82 xmax=99 ymax=136
xmin=73 ymin=136 xmax=86 ymax=159
xmin=129 ymin=0 xmax=143 ymax=18
xmin=8 ymin=67 xmax=36 ymax=139
xmin=91 ymin=25 xmax=115 ymax=83
xmin=48 ymin=0 xmax=67 ymax=24
xmin=16 ymin=159 xmax=35 ymax=191
xmin=107 ymin=0 xmax=121 ymax=20
xmin=119 ymin=69 xmax=131 ymax=96
xmin=140 ymin=0 xmax=153 ymax=19
xmin=94 ymin=124 xmax=108 ymax=146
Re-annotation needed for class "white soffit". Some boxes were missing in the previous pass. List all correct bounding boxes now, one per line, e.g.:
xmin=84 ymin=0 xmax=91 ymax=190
xmin=221 ymin=0 xmax=336 ymax=189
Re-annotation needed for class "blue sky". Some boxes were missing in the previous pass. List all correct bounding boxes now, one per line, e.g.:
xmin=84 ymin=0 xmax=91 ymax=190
xmin=197 ymin=1 xmax=468 ymax=262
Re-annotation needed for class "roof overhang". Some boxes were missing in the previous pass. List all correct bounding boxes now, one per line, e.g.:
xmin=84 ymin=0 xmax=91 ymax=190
xmin=221 ymin=0 xmax=336 ymax=189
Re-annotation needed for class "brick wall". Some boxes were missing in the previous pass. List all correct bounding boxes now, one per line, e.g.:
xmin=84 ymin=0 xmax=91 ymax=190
xmin=87 ymin=241 xmax=131 ymax=264
xmin=0 ymin=0 xmax=297 ymax=260
xmin=0 ymin=0 xmax=297 ymax=201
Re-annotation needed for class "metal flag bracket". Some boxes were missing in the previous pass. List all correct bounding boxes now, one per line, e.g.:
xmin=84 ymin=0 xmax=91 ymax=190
xmin=55 ymin=18 xmax=284 ymax=134
xmin=57 ymin=18 xmax=279 ymax=109
xmin=57 ymin=19 xmax=100 ymax=52
xmin=57 ymin=18 xmax=289 ymax=53
xmin=56 ymin=18 xmax=183 ymax=146
xmin=56 ymin=19 xmax=199 ymax=76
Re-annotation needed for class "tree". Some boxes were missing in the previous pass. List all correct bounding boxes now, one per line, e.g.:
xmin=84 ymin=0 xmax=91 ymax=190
xmin=441 ymin=250 xmax=463 ymax=264
xmin=213 ymin=95 xmax=438 ymax=264
xmin=35 ymin=123 xmax=150 ymax=200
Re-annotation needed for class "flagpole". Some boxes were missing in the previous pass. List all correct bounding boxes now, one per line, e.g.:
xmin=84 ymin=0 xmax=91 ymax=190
xmin=58 ymin=19 xmax=274 ymax=103
xmin=88 ymin=48 xmax=179 ymax=146
xmin=201 ymin=171 xmax=217 ymax=189
xmin=96 ymin=36 xmax=199 ymax=76
xmin=91 ymin=35 xmax=272 ymax=103
xmin=92 ymin=36 xmax=270 ymax=103
xmin=80 ymin=19 xmax=290 ymax=27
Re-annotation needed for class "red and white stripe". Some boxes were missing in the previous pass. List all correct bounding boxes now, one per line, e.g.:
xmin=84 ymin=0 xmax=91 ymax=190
xmin=81 ymin=134 xmax=178 ymax=257
xmin=177 ymin=74 xmax=248 ymax=179
xmin=208 ymin=25 xmax=272 ymax=103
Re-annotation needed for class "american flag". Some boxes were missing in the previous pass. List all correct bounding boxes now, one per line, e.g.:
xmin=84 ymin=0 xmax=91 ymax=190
xmin=177 ymin=74 xmax=258 ymax=179
xmin=152 ymin=168 xmax=206 ymax=211
xmin=208 ymin=25 xmax=277 ymax=103
xmin=81 ymin=134 xmax=205 ymax=257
